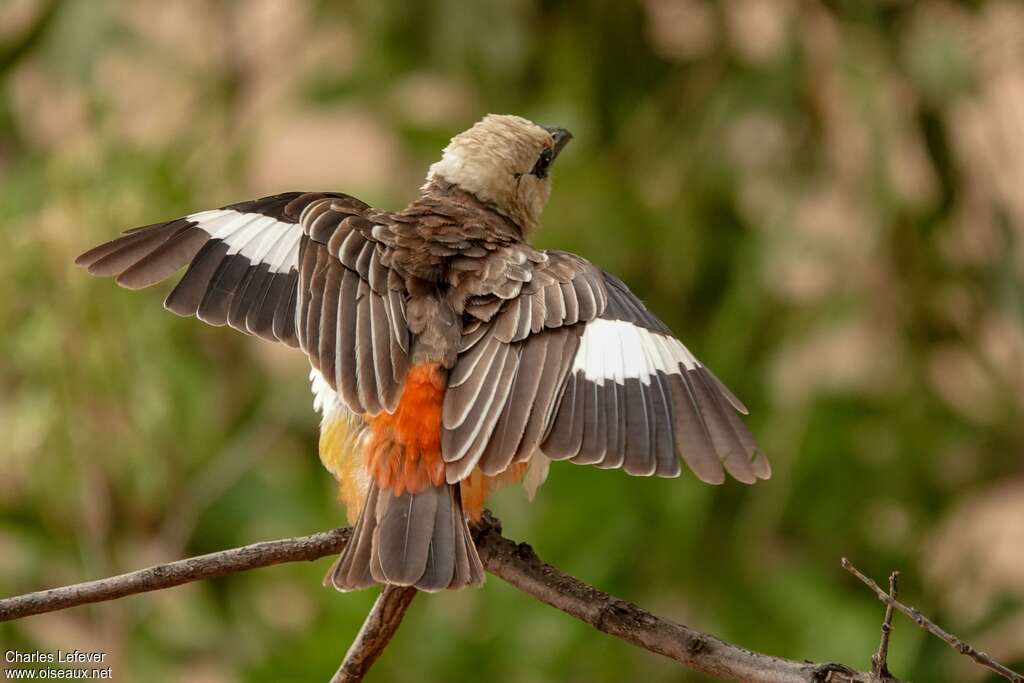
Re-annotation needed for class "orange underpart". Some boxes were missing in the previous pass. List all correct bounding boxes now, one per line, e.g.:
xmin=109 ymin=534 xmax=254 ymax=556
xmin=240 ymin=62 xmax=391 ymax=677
xmin=460 ymin=462 xmax=529 ymax=522
xmin=366 ymin=363 xmax=446 ymax=496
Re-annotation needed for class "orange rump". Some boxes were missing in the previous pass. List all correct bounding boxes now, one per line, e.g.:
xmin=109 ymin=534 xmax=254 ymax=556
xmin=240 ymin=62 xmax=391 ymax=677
xmin=367 ymin=363 xmax=446 ymax=495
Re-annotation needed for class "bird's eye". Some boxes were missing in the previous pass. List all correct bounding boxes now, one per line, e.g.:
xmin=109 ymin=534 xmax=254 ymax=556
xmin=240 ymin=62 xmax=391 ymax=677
xmin=530 ymin=148 xmax=554 ymax=178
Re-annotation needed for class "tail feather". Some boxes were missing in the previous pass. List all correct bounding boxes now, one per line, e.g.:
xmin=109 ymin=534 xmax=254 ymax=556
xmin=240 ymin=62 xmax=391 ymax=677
xmin=374 ymin=486 xmax=439 ymax=585
xmin=327 ymin=484 xmax=379 ymax=590
xmin=329 ymin=482 xmax=484 ymax=592
xmin=418 ymin=486 xmax=457 ymax=591
xmin=454 ymin=513 xmax=486 ymax=588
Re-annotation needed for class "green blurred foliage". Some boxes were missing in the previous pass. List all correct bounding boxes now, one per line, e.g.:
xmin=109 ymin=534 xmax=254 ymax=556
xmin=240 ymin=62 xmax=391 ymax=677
xmin=1 ymin=1 xmax=1023 ymax=681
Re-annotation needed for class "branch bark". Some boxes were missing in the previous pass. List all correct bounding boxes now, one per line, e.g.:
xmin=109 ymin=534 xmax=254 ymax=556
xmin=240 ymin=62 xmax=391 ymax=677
xmin=2 ymin=517 xmax=1009 ymax=683
xmin=330 ymin=585 xmax=418 ymax=683
xmin=471 ymin=513 xmax=880 ymax=683
xmin=0 ymin=528 xmax=351 ymax=621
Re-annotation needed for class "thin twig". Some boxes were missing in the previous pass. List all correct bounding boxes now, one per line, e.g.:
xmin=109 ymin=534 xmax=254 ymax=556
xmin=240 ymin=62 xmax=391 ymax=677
xmin=868 ymin=569 xmax=901 ymax=679
xmin=842 ymin=558 xmax=1024 ymax=683
xmin=0 ymin=528 xmax=350 ymax=621
xmin=871 ymin=571 xmax=898 ymax=680
xmin=330 ymin=586 xmax=419 ymax=682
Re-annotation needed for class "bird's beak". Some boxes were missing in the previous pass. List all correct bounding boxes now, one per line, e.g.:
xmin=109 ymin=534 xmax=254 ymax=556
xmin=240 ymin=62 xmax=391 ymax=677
xmin=543 ymin=126 xmax=573 ymax=159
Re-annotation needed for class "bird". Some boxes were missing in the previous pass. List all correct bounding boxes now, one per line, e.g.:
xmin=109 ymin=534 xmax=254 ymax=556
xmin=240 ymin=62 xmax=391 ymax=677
xmin=76 ymin=114 xmax=770 ymax=592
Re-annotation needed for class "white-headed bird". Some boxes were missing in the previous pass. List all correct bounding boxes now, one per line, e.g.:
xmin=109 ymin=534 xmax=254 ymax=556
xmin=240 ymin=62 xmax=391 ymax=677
xmin=77 ymin=114 xmax=769 ymax=592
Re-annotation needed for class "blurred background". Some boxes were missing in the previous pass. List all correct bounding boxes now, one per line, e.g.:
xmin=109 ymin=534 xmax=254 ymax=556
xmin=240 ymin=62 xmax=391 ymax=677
xmin=1 ymin=1 xmax=1022 ymax=681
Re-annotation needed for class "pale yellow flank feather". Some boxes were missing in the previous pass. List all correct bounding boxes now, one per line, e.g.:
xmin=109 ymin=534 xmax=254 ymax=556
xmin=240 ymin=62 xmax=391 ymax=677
xmin=311 ymin=369 xmax=370 ymax=524
xmin=319 ymin=413 xmax=370 ymax=524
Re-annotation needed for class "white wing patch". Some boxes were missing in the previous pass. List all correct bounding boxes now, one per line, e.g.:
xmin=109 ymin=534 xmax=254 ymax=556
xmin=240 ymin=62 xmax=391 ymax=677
xmin=186 ymin=209 xmax=302 ymax=273
xmin=572 ymin=318 xmax=700 ymax=385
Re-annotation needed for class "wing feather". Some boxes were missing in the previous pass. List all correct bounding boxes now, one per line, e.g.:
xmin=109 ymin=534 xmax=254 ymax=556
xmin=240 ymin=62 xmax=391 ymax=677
xmin=445 ymin=258 xmax=767 ymax=488
xmin=442 ymin=343 xmax=519 ymax=480
xmin=688 ymin=365 xmax=755 ymax=483
xmin=478 ymin=332 xmax=549 ymax=475
xmin=337 ymin=268 xmax=362 ymax=412
xmin=572 ymin=378 xmax=605 ymax=466
xmin=275 ymin=275 xmax=300 ymax=348
xmin=541 ymin=372 xmax=583 ymax=460
xmin=164 ymin=240 xmax=230 ymax=317
xmin=77 ymin=191 xmax=408 ymax=398
xmin=355 ymin=278 xmax=383 ymax=415
xmin=303 ymin=246 xmax=330 ymax=372
xmin=318 ymin=259 xmax=342 ymax=385
xmin=513 ymin=327 xmax=577 ymax=464
xmin=670 ymin=373 xmax=725 ymax=484
xmin=79 ymin=219 xmax=194 ymax=279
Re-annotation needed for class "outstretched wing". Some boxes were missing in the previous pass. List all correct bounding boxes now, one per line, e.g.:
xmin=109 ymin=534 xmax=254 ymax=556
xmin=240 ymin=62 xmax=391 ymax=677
xmin=442 ymin=255 xmax=769 ymax=485
xmin=295 ymin=197 xmax=410 ymax=415
xmin=441 ymin=251 xmax=603 ymax=481
xmin=543 ymin=273 xmax=769 ymax=484
xmin=76 ymin=192 xmax=357 ymax=345
xmin=76 ymin=192 xmax=411 ymax=414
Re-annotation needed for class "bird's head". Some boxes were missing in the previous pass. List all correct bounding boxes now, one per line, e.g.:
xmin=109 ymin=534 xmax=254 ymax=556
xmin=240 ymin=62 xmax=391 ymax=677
xmin=426 ymin=114 xmax=572 ymax=235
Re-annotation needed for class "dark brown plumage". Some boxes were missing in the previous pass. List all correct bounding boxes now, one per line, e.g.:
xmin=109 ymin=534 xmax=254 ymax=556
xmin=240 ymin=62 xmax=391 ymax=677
xmin=76 ymin=114 xmax=768 ymax=593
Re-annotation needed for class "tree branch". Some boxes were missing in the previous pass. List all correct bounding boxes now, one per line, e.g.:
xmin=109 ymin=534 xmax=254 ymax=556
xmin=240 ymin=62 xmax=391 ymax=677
xmin=1 ymin=518 xmax=1005 ymax=683
xmin=330 ymin=585 xmax=418 ymax=683
xmin=0 ymin=528 xmax=351 ymax=621
xmin=471 ymin=513 xmax=880 ymax=683
xmin=842 ymin=558 xmax=1023 ymax=683
xmin=0 ymin=517 xmax=886 ymax=682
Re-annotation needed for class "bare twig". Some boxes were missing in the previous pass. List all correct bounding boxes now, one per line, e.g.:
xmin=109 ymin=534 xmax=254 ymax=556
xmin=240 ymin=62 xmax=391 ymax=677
xmin=330 ymin=586 xmax=419 ymax=683
xmin=842 ymin=558 xmax=1024 ymax=683
xmin=0 ymin=528 xmax=350 ymax=621
xmin=871 ymin=571 xmax=899 ymax=681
